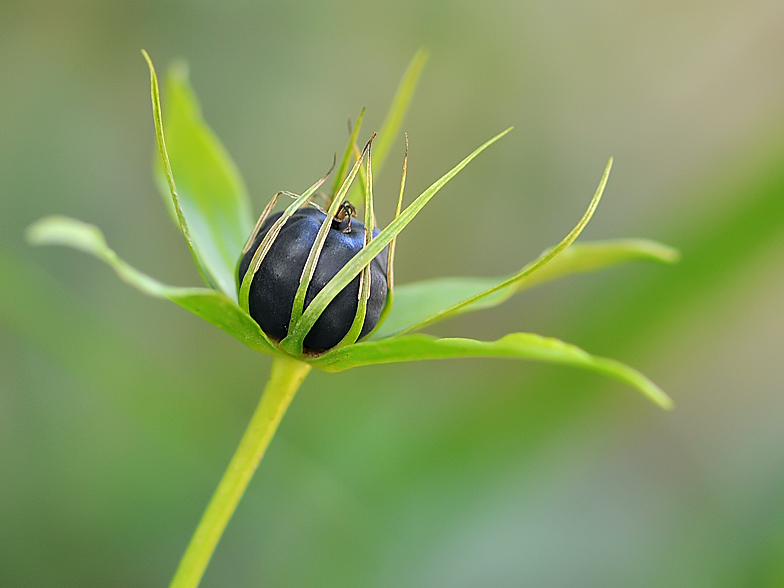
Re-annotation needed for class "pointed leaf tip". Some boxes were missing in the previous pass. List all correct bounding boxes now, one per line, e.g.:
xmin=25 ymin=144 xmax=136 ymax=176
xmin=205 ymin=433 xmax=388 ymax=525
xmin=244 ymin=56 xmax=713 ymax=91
xmin=143 ymin=50 xmax=256 ymax=299
xmin=308 ymin=331 xmax=673 ymax=409
xmin=375 ymin=152 xmax=605 ymax=337
xmin=371 ymin=238 xmax=678 ymax=340
xmin=373 ymin=47 xmax=431 ymax=175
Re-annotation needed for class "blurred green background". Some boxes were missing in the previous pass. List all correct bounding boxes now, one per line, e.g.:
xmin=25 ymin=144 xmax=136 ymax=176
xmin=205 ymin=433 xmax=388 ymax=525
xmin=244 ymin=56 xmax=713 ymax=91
xmin=2 ymin=0 xmax=784 ymax=586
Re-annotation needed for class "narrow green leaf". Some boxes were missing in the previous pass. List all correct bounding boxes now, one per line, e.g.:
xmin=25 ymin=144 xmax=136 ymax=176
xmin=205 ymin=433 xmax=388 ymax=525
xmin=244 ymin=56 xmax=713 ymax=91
xmin=144 ymin=52 xmax=254 ymax=300
xmin=282 ymin=144 xmax=369 ymax=354
xmin=309 ymin=332 xmax=673 ymax=409
xmin=347 ymin=141 xmax=370 ymax=208
xmin=27 ymin=216 xmax=275 ymax=353
xmin=286 ymin=127 xmax=513 ymax=347
xmin=373 ymin=48 xmax=428 ymax=176
xmin=387 ymin=133 xmax=409 ymax=292
xmin=335 ymin=141 xmax=376 ymax=348
xmin=240 ymin=190 xmax=288 ymax=259
xmin=346 ymin=48 xmax=427 ymax=205
xmin=388 ymin=158 xmax=615 ymax=337
xmin=371 ymin=239 xmax=679 ymax=339
xmin=331 ymin=108 xmax=365 ymax=198
xmin=369 ymin=134 xmax=408 ymax=336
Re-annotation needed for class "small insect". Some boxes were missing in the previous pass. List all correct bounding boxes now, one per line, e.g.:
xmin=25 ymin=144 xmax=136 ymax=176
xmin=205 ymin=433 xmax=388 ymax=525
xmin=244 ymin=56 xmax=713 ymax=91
xmin=333 ymin=200 xmax=357 ymax=233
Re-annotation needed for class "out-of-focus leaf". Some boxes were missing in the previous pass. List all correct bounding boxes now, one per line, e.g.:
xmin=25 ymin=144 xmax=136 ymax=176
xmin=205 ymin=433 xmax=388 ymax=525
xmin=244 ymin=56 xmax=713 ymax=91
xmin=26 ymin=216 xmax=273 ymax=353
xmin=309 ymin=332 xmax=673 ymax=409
xmin=347 ymin=48 xmax=427 ymax=205
xmin=372 ymin=239 xmax=679 ymax=339
xmin=332 ymin=108 xmax=365 ymax=198
xmin=373 ymin=48 xmax=429 ymax=177
xmin=146 ymin=53 xmax=253 ymax=299
xmin=283 ymin=127 xmax=513 ymax=354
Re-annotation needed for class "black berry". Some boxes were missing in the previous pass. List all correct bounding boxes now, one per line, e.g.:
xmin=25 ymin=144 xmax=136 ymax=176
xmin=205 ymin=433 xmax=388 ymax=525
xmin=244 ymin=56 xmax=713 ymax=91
xmin=238 ymin=206 xmax=388 ymax=351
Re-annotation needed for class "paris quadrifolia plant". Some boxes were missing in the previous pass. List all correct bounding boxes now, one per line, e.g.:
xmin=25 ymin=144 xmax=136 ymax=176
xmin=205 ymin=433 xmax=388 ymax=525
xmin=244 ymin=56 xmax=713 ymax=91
xmin=27 ymin=49 xmax=678 ymax=588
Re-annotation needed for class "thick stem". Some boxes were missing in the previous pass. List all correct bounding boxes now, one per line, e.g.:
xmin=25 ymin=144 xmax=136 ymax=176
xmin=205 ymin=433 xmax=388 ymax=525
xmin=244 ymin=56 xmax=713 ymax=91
xmin=169 ymin=354 xmax=312 ymax=588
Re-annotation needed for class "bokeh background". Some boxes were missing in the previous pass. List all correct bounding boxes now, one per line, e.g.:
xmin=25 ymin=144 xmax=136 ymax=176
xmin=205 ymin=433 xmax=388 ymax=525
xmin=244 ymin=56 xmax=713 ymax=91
xmin=2 ymin=0 xmax=784 ymax=586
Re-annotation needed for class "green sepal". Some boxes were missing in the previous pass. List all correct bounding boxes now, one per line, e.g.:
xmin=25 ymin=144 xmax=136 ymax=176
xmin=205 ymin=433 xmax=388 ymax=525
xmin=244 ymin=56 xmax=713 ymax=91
xmin=367 ymin=135 xmax=409 ymax=338
xmin=335 ymin=140 xmax=376 ymax=348
xmin=238 ymin=160 xmax=335 ymax=316
xmin=386 ymin=158 xmax=614 ymax=338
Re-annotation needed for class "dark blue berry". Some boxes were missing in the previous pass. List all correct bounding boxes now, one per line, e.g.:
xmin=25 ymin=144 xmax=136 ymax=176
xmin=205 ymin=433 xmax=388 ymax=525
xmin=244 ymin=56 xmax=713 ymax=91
xmin=238 ymin=206 xmax=388 ymax=351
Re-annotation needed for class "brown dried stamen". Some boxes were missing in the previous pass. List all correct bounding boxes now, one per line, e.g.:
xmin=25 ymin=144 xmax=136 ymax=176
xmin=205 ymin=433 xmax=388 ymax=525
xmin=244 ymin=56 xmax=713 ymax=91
xmin=334 ymin=200 xmax=357 ymax=233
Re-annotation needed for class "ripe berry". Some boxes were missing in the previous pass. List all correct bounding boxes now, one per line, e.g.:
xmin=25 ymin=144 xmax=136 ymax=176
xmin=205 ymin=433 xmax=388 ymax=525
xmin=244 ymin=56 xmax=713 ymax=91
xmin=238 ymin=205 xmax=388 ymax=351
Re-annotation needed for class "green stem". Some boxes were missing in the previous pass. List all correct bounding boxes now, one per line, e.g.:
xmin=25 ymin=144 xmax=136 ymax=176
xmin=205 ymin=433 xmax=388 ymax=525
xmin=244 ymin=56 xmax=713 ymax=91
xmin=169 ymin=354 xmax=312 ymax=588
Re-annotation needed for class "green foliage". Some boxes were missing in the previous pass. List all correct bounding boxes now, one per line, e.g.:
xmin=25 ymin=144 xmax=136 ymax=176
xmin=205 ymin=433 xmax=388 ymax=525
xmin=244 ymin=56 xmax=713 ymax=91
xmin=237 ymin=167 xmax=334 ymax=325
xmin=29 ymin=51 xmax=676 ymax=405
xmin=332 ymin=108 xmax=366 ymax=198
xmin=22 ymin=48 xmax=685 ymax=588
xmin=376 ymin=156 xmax=614 ymax=337
xmin=335 ymin=140 xmax=377 ymax=349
